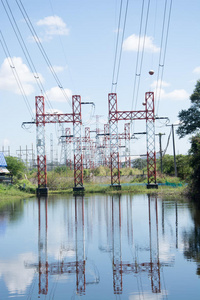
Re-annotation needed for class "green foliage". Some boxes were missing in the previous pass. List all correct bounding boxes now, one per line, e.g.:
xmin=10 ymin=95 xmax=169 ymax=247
xmin=188 ymin=134 xmax=200 ymax=199
xmin=54 ymin=165 xmax=68 ymax=174
xmin=5 ymin=156 xmax=26 ymax=179
xmin=157 ymin=154 xmax=191 ymax=180
xmin=93 ymin=166 xmax=110 ymax=176
xmin=16 ymin=179 xmax=36 ymax=194
xmin=177 ymin=80 xmax=200 ymax=138
xmin=47 ymin=172 xmax=73 ymax=190
xmin=132 ymin=158 xmax=147 ymax=170
xmin=159 ymin=154 xmax=175 ymax=175
xmin=83 ymin=169 xmax=91 ymax=178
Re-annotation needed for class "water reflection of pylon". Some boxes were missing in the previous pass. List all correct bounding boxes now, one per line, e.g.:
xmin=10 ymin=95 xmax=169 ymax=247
xmin=112 ymin=195 xmax=172 ymax=295
xmin=26 ymin=196 xmax=86 ymax=296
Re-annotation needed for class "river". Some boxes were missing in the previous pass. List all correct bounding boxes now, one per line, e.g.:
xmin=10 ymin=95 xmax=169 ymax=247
xmin=0 ymin=193 xmax=200 ymax=299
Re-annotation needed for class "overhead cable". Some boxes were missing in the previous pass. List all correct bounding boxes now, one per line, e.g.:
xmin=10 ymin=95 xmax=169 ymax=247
xmin=16 ymin=0 xmax=71 ymax=107
xmin=155 ymin=0 xmax=173 ymax=115
xmin=111 ymin=0 xmax=129 ymax=93
xmin=0 ymin=31 xmax=34 ymax=119
xmin=131 ymin=0 xmax=151 ymax=112
xmin=1 ymin=0 xmax=54 ymax=111
xmin=111 ymin=0 xmax=123 ymax=92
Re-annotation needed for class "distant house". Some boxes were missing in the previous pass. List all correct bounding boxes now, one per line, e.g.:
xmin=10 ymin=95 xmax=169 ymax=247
xmin=0 ymin=153 xmax=12 ymax=184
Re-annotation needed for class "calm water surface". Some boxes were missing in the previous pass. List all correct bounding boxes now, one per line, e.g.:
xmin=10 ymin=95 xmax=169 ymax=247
xmin=0 ymin=193 xmax=200 ymax=299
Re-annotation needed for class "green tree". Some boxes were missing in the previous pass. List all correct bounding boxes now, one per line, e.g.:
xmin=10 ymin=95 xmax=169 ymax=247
xmin=188 ymin=134 xmax=200 ymax=199
xmin=132 ymin=158 xmax=147 ymax=170
xmin=177 ymin=80 xmax=200 ymax=138
xmin=5 ymin=156 xmax=26 ymax=179
xmin=158 ymin=154 xmax=191 ymax=179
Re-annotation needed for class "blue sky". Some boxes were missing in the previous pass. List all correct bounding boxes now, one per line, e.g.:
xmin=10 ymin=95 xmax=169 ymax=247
xmin=0 ymin=0 xmax=200 ymax=162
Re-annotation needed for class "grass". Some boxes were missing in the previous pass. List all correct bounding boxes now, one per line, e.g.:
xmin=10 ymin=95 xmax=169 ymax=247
xmin=0 ymin=184 xmax=35 ymax=207
xmin=48 ymin=182 xmax=187 ymax=197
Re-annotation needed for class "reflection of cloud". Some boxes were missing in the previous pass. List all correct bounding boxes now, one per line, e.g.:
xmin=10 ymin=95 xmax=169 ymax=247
xmin=129 ymin=291 xmax=168 ymax=300
xmin=0 ymin=217 xmax=7 ymax=236
xmin=159 ymin=240 xmax=175 ymax=262
xmin=0 ymin=253 xmax=36 ymax=294
xmin=48 ymin=244 xmax=75 ymax=260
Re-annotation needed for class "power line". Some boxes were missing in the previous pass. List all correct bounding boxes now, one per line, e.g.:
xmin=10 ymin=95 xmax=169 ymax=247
xmin=0 ymin=31 xmax=34 ymax=119
xmin=112 ymin=0 xmax=129 ymax=93
xmin=132 ymin=0 xmax=151 ymax=111
xmin=16 ymin=0 xmax=71 ymax=107
xmin=111 ymin=0 xmax=123 ymax=92
xmin=155 ymin=0 xmax=173 ymax=115
xmin=48 ymin=0 xmax=77 ymax=94
xmin=1 ymin=0 xmax=54 ymax=111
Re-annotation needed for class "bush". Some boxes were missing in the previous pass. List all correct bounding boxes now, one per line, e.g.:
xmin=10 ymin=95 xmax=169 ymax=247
xmin=5 ymin=156 xmax=26 ymax=179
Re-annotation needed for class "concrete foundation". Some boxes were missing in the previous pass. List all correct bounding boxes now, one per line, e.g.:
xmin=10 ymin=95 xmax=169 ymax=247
xmin=146 ymin=183 xmax=158 ymax=189
xmin=36 ymin=187 xmax=49 ymax=197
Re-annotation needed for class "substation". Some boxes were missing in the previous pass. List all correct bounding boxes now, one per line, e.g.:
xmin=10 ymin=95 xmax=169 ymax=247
xmin=23 ymin=90 xmax=158 ymax=196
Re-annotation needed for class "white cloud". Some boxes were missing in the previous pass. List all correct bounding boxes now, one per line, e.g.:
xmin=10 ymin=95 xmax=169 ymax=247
xmin=50 ymin=65 xmax=67 ymax=74
xmin=46 ymin=86 xmax=72 ymax=102
xmin=165 ymin=89 xmax=189 ymax=101
xmin=151 ymin=80 xmax=170 ymax=89
xmin=28 ymin=35 xmax=43 ymax=44
xmin=151 ymin=80 xmax=189 ymax=101
xmin=46 ymin=108 xmax=64 ymax=114
xmin=0 ymin=57 xmax=43 ymax=95
xmin=193 ymin=66 xmax=200 ymax=74
xmin=37 ymin=16 xmax=69 ymax=39
xmin=123 ymin=34 xmax=160 ymax=53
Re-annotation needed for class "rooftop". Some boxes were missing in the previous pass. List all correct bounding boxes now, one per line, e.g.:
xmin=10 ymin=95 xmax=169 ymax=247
xmin=0 ymin=153 xmax=7 ymax=168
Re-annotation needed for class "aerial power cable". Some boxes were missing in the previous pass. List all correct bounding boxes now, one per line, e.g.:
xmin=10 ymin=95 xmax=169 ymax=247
xmin=0 ymin=30 xmax=34 ymax=119
xmin=155 ymin=0 xmax=173 ymax=116
xmin=16 ymin=0 xmax=71 ymax=107
xmin=48 ymin=0 xmax=77 ymax=94
xmin=111 ymin=0 xmax=123 ymax=93
xmin=1 ymin=0 xmax=54 ymax=111
xmin=132 ymin=0 xmax=151 ymax=112
xmin=111 ymin=0 xmax=129 ymax=93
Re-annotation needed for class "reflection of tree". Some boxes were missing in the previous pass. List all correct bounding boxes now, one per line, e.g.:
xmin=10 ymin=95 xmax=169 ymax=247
xmin=0 ymin=200 xmax=24 ymax=222
xmin=183 ymin=203 xmax=200 ymax=276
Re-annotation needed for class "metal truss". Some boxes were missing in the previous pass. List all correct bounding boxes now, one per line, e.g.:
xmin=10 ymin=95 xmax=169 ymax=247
xmin=36 ymin=96 xmax=47 ymax=188
xmin=108 ymin=93 xmax=121 ymax=186
xmin=124 ymin=123 xmax=131 ymax=168
xmin=65 ymin=128 xmax=72 ymax=169
xmin=108 ymin=92 xmax=156 ymax=187
xmin=145 ymin=92 xmax=156 ymax=184
xmin=35 ymin=95 xmax=84 ymax=192
xmin=73 ymin=95 xmax=83 ymax=189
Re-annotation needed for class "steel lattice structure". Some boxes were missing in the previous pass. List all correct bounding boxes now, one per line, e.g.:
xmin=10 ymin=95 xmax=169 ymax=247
xmin=124 ymin=123 xmax=131 ymax=168
xmin=35 ymin=95 xmax=84 ymax=195
xmin=108 ymin=93 xmax=121 ymax=187
xmin=83 ymin=127 xmax=91 ymax=169
xmin=145 ymin=92 xmax=156 ymax=185
xmin=65 ymin=128 xmax=73 ymax=169
xmin=108 ymin=92 xmax=156 ymax=188
xmin=36 ymin=96 xmax=47 ymax=190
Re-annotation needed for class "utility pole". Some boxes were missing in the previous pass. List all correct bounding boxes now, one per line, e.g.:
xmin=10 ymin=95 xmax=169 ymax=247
xmin=155 ymin=133 xmax=165 ymax=173
xmin=166 ymin=124 xmax=178 ymax=177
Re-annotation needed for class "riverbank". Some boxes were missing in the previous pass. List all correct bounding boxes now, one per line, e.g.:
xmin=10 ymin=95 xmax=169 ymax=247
xmin=0 ymin=180 xmax=188 ymax=208
xmin=49 ymin=182 xmax=188 ymax=197
xmin=0 ymin=185 xmax=34 ymax=207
